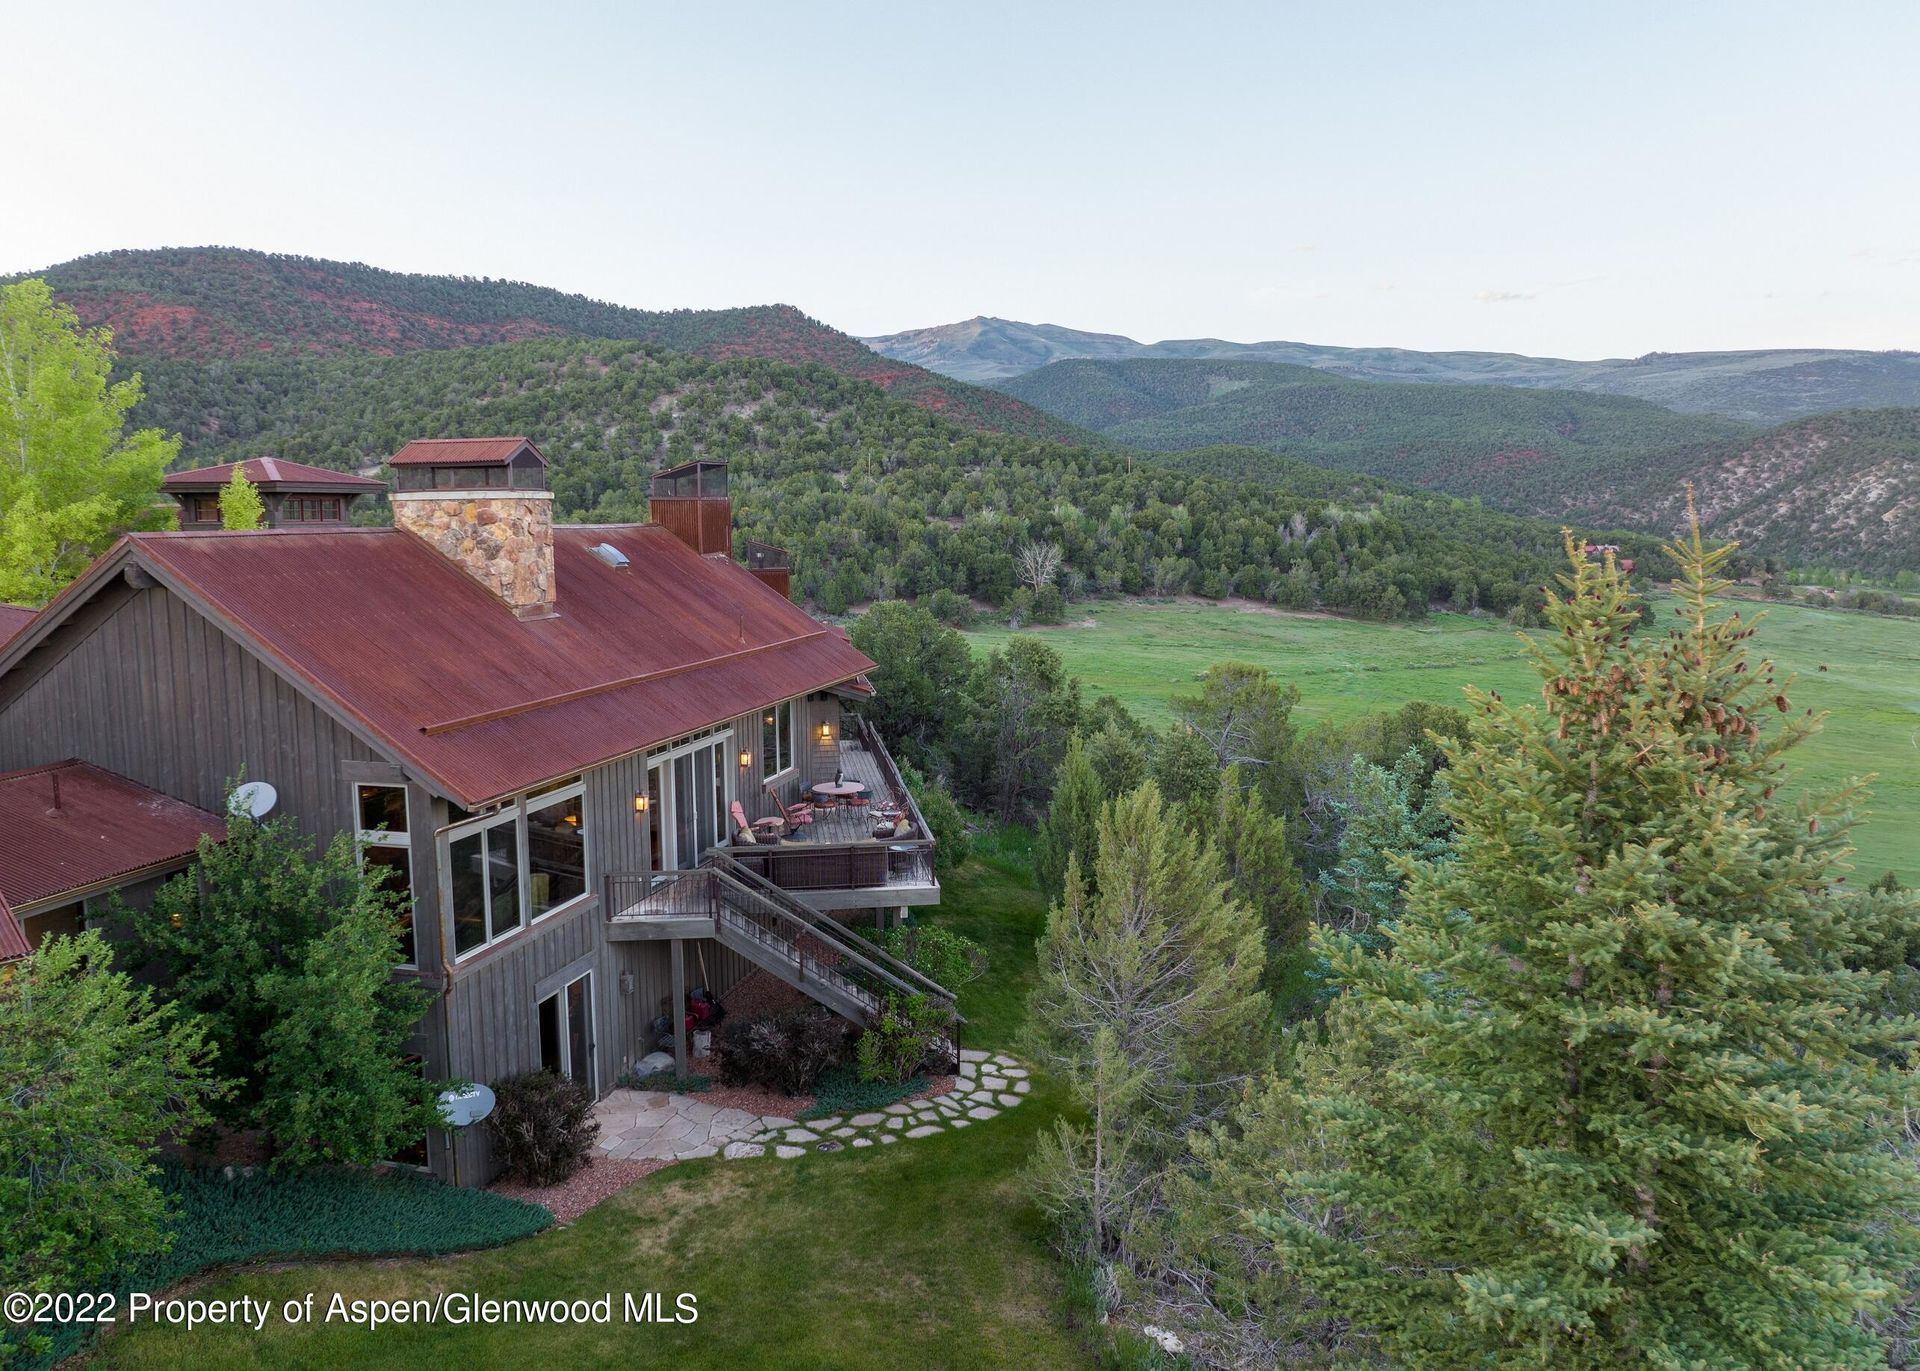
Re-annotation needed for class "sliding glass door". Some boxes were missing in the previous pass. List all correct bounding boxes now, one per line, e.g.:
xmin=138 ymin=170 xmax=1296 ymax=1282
xmin=657 ymin=734 xmax=731 ymax=871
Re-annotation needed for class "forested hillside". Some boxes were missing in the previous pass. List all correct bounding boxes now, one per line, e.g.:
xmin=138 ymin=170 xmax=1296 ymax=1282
xmin=1002 ymin=358 xmax=1920 ymax=575
xmin=1556 ymin=408 xmax=1920 ymax=577
xmin=1001 ymin=356 xmax=1746 ymax=498
xmin=125 ymin=338 xmax=1673 ymax=622
xmin=17 ymin=249 xmax=1079 ymax=441
xmin=873 ymin=314 xmax=1920 ymax=422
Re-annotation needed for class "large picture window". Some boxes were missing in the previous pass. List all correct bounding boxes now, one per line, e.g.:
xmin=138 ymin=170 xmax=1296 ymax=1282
xmin=443 ymin=779 xmax=589 ymax=962
xmin=761 ymin=700 xmax=794 ymax=782
xmin=353 ymin=784 xmax=416 ymax=965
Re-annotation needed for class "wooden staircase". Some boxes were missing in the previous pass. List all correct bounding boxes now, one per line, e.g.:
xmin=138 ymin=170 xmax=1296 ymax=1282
xmin=606 ymin=853 xmax=960 ymax=1032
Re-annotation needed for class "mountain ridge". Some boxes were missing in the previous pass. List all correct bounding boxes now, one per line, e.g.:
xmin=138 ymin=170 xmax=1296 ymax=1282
xmin=864 ymin=315 xmax=1920 ymax=424
xmin=12 ymin=248 xmax=1083 ymax=443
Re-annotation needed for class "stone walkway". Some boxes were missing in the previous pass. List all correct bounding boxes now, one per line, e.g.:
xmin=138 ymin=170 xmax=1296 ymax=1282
xmin=594 ymin=1048 xmax=1031 ymax=1162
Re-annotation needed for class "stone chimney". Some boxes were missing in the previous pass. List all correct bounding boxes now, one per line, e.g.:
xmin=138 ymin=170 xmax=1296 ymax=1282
xmin=387 ymin=438 xmax=557 ymax=619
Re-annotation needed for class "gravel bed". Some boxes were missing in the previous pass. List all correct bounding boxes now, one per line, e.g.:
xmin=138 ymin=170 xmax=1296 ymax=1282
xmin=490 ymin=1155 xmax=670 ymax=1224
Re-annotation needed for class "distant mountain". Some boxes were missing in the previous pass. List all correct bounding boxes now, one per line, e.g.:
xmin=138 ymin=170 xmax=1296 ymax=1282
xmin=15 ymin=249 xmax=1081 ymax=442
xmin=998 ymin=357 xmax=1749 ymax=502
xmin=863 ymin=316 xmax=1920 ymax=424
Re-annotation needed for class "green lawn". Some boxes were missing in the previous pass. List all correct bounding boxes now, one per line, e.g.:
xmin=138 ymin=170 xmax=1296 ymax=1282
xmin=91 ymin=860 xmax=1089 ymax=1371
xmin=969 ymin=598 xmax=1920 ymax=886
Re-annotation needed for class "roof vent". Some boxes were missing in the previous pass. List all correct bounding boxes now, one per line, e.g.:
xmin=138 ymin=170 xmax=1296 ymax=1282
xmin=589 ymin=542 xmax=630 ymax=570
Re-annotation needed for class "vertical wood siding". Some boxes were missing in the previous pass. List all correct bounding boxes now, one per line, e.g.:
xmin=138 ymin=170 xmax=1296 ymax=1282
xmin=0 ymin=584 xmax=376 ymax=841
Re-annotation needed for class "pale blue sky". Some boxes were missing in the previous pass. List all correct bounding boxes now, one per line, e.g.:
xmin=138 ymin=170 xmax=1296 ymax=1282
xmin=8 ymin=1 xmax=1917 ymax=356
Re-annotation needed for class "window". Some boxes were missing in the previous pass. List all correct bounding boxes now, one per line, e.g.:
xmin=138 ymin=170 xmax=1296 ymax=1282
xmin=353 ymin=784 xmax=415 ymax=965
xmin=443 ymin=780 xmax=589 ymax=962
xmin=183 ymin=494 xmax=221 ymax=524
xmin=527 ymin=790 xmax=585 ymax=917
xmin=284 ymin=496 xmax=343 ymax=523
xmin=761 ymin=700 xmax=794 ymax=782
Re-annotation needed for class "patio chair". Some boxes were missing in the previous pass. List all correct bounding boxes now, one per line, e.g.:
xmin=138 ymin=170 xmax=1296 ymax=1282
xmin=767 ymin=786 xmax=814 ymax=829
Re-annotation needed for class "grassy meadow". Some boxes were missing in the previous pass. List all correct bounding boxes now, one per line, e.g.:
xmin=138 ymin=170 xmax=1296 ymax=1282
xmin=969 ymin=597 xmax=1920 ymax=886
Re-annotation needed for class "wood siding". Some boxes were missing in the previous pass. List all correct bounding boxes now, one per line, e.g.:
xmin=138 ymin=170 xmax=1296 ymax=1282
xmin=0 ymin=583 xmax=379 ymax=841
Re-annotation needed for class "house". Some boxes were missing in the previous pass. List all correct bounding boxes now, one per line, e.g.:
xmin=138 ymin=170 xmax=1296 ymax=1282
xmin=163 ymin=456 xmax=388 ymax=528
xmin=0 ymin=440 xmax=945 ymax=1183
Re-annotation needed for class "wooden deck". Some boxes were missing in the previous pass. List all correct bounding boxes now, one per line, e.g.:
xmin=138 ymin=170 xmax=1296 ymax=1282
xmin=723 ymin=731 xmax=937 ymax=906
xmin=793 ymin=738 xmax=910 ymax=843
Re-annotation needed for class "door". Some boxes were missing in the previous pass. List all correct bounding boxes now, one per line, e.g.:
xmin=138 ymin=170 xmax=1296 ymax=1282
xmin=538 ymin=971 xmax=594 ymax=1086
xmin=658 ymin=736 xmax=731 ymax=870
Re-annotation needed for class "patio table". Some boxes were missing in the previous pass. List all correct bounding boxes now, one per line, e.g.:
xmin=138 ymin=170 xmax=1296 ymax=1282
xmin=810 ymin=780 xmax=867 ymax=800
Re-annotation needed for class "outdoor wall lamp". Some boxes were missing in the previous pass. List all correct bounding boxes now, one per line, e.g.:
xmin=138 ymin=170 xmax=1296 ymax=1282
xmin=819 ymin=722 xmax=833 ymax=741
xmin=738 ymin=749 xmax=752 ymax=768
xmin=634 ymin=794 xmax=650 ymax=813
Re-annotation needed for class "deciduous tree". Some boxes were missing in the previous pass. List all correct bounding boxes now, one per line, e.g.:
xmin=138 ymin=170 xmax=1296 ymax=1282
xmin=218 ymin=467 xmax=264 ymax=530
xmin=0 ymin=932 xmax=222 ymax=1311
xmin=0 ymin=280 xmax=175 ymax=605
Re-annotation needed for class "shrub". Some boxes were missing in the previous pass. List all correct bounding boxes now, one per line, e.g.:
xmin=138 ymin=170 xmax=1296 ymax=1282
xmin=619 ymin=1069 xmax=710 ymax=1093
xmin=486 ymin=1071 xmax=598 ymax=1185
xmin=926 ymin=587 xmax=975 ymax=628
xmin=715 ymin=1007 xmax=849 ymax=1095
xmin=877 ymin=922 xmax=986 ymax=989
xmin=797 ymin=1063 xmax=928 ymax=1120
xmin=855 ymin=993 xmax=953 ymax=1084
xmin=900 ymin=762 xmax=973 ymax=872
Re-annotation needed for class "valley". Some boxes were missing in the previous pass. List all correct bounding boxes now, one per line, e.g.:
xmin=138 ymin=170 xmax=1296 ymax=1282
xmin=965 ymin=596 xmax=1920 ymax=886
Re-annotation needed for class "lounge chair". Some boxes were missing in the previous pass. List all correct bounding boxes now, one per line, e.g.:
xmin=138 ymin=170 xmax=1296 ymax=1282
xmin=731 ymin=799 xmax=785 ymax=843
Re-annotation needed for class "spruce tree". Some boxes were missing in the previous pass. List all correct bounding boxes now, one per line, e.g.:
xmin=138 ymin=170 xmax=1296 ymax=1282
xmin=1315 ymin=747 xmax=1452 ymax=952
xmin=1255 ymin=522 xmax=1920 ymax=1367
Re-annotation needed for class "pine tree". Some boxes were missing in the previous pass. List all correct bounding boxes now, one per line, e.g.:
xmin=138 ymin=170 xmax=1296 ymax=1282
xmin=1254 ymin=522 xmax=1920 ymax=1367
xmin=218 ymin=466 xmax=264 ymax=530
xmin=1026 ymin=783 xmax=1271 ymax=1274
xmin=1035 ymin=733 xmax=1103 ymax=906
xmin=1208 ymin=767 xmax=1311 ymax=989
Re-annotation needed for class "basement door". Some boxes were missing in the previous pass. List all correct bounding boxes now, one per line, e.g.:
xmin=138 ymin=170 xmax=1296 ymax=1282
xmin=538 ymin=971 xmax=594 ymax=1086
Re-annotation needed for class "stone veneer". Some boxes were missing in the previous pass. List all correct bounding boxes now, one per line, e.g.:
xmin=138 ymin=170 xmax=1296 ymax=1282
xmin=392 ymin=490 xmax=556 ymax=618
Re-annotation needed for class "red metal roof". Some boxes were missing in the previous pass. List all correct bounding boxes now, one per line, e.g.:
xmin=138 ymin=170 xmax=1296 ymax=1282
xmin=388 ymin=437 xmax=546 ymax=467
xmin=0 ymin=761 xmax=225 ymax=912
xmin=163 ymin=458 xmax=387 ymax=493
xmin=0 ymin=894 xmax=28 ymax=962
xmin=0 ymin=604 xmax=35 ymax=647
xmin=127 ymin=524 xmax=876 ymax=807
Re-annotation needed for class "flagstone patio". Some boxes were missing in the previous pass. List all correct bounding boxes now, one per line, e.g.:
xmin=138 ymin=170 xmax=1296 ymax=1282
xmin=594 ymin=1048 xmax=1032 ymax=1162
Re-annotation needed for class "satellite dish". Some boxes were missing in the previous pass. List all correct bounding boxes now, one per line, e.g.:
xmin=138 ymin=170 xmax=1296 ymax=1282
xmin=438 ymin=1083 xmax=496 ymax=1128
xmin=233 ymin=781 xmax=277 ymax=818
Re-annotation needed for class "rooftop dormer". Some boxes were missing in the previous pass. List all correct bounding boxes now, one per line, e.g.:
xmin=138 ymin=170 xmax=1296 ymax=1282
xmin=164 ymin=457 xmax=386 ymax=529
